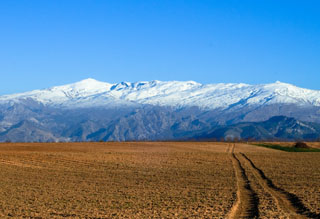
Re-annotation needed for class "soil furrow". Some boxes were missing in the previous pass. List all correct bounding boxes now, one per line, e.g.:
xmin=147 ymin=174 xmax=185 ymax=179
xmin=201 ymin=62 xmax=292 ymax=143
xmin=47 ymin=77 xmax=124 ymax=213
xmin=240 ymin=152 xmax=320 ymax=218
xmin=228 ymin=144 xmax=259 ymax=219
xmin=226 ymin=143 xmax=232 ymax=153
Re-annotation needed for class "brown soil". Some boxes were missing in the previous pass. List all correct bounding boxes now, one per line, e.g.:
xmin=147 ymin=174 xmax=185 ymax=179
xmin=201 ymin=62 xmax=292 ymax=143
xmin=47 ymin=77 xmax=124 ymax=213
xmin=229 ymin=143 xmax=319 ymax=219
xmin=227 ymin=144 xmax=259 ymax=219
xmin=0 ymin=142 xmax=319 ymax=218
xmin=244 ymin=150 xmax=320 ymax=217
xmin=0 ymin=142 xmax=236 ymax=218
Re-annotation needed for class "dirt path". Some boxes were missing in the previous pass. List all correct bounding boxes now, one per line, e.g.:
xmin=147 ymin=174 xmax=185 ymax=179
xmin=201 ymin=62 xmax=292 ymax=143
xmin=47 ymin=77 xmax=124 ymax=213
xmin=226 ymin=143 xmax=232 ymax=153
xmin=228 ymin=144 xmax=259 ymax=219
xmin=240 ymin=152 xmax=320 ymax=219
xmin=227 ymin=143 xmax=320 ymax=218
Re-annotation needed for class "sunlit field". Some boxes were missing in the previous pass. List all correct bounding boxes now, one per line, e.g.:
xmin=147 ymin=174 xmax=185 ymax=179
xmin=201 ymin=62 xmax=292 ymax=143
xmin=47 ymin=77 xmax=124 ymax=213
xmin=0 ymin=142 xmax=319 ymax=218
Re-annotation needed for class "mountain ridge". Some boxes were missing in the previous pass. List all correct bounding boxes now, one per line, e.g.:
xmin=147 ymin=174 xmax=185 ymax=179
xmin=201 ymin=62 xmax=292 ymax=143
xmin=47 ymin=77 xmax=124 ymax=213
xmin=1 ymin=79 xmax=320 ymax=109
xmin=192 ymin=116 xmax=320 ymax=141
xmin=0 ymin=79 xmax=320 ymax=142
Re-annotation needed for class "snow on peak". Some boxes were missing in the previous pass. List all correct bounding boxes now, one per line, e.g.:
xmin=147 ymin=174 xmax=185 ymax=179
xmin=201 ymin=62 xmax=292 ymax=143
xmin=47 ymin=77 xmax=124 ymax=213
xmin=0 ymin=79 xmax=320 ymax=109
xmin=57 ymin=78 xmax=112 ymax=91
xmin=40 ymin=78 xmax=113 ymax=102
xmin=72 ymin=78 xmax=105 ymax=86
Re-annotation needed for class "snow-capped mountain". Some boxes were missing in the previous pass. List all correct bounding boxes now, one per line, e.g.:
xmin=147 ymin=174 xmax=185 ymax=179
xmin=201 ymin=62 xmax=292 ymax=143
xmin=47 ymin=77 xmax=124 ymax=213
xmin=1 ymin=78 xmax=320 ymax=142
xmin=1 ymin=78 xmax=320 ymax=109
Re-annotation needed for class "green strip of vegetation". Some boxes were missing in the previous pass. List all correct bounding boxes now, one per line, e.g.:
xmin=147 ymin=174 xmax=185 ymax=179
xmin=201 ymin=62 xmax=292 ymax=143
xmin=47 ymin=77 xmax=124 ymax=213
xmin=253 ymin=143 xmax=320 ymax=152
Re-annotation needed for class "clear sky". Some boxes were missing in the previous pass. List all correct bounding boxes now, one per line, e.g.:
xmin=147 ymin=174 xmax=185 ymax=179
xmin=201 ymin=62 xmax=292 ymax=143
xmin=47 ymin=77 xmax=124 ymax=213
xmin=0 ymin=0 xmax=319 ymax=94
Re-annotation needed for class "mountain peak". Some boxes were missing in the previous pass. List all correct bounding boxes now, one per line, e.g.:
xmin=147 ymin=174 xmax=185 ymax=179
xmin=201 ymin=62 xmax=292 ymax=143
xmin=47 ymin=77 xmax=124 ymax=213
xmin=64 ymin=78 xmax=111 ymax=90
xmin=1 ymin=79 xmax=320 ymax=109
xmin=71 ymin=78 xmax=106 ymax=86
xmin=269 ymin=80 xmax=293 ymax=87
xmin=80 ymin=78 xmax=99 ymax=82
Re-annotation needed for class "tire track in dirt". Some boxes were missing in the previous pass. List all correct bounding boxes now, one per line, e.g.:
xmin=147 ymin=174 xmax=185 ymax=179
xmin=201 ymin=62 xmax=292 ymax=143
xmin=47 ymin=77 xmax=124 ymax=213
xmin=226 ymin=143 xmax=232 ymax=153
xmin=228 ymin=144 xmax=259 ymax=219
xmin=240 ymin=152 xmax=320 ymax=218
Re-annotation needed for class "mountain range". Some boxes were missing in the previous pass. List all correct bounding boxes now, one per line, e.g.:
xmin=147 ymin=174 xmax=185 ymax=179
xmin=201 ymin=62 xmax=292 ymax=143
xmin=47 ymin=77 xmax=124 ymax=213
xmin=1 ymin=78 xmax=320 ymax=142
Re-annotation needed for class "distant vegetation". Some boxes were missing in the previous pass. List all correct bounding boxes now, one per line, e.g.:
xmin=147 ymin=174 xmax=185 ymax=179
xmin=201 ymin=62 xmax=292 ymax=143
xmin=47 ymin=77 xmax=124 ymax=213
xmin=294 ymin=141 xmax=309 ymax=148
xmin=253 ymin=142 xmax=320 ymax=152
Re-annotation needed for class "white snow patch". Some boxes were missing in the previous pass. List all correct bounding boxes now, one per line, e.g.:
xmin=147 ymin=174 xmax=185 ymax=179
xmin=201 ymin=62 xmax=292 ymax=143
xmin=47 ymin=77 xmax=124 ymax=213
xmin=0 ymin=78 xmax=320 ymax=109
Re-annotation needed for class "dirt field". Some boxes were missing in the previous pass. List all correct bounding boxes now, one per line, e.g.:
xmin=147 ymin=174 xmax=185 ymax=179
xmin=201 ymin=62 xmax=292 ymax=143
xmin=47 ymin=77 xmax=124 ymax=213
xmin=0 ymin=142 xmax=319 ymax=218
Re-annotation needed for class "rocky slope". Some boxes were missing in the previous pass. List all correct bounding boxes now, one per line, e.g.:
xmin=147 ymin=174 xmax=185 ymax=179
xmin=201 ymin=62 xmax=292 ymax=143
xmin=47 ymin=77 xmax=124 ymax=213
xmin=0 ymin=79 xmax=319 ymax=142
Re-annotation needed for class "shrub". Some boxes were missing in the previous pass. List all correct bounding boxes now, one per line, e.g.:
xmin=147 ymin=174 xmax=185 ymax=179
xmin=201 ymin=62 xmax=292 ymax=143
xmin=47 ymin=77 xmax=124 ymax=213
xmin=294 ymin=142 xmax=309 ymax=149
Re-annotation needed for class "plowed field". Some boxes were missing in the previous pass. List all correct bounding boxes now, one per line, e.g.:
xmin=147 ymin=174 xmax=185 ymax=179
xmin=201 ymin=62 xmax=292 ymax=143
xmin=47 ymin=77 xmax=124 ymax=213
xmin=0 ymin=142 xmax=319 ymax=218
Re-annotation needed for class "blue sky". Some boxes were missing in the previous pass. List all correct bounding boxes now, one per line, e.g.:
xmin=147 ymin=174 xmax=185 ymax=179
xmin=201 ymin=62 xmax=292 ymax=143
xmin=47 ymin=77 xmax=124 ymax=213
xmin=0 ymin=0 xmax=319 ymax=94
